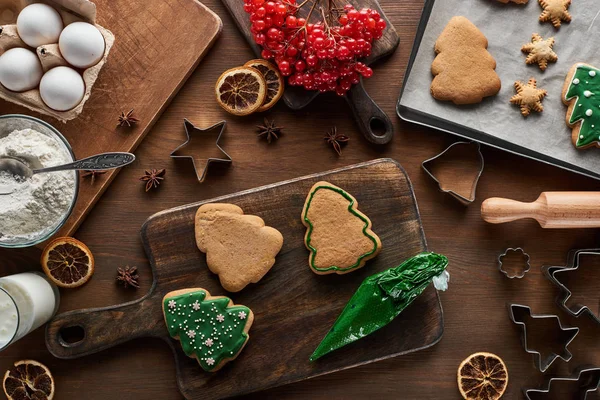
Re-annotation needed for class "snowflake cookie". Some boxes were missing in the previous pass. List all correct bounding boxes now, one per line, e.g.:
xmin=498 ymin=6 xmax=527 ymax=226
xmin=521 ymin=33 xmax=557 ymax=71
xmin=563 ymin=63 xmax=600 ymax=149
xmin=510 ymin=78 xmax=548 ymax=117
xmin=162 ymin=288 xmax=254 ymax=372
xmin=539 ymin=0 xmax=572 ymax=28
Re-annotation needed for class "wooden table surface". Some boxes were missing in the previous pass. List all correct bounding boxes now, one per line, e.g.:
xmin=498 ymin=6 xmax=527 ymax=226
xmin=2 ymin=0 xmax=600 ymax=399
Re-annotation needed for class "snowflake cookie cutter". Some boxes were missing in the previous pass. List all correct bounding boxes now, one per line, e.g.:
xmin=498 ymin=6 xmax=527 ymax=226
xmin=543 ymin=249 xmax=600 ymax=325
xmin=170 ymin=119 xmax=232 ymax=183
xmin=524 ymin=366 xmax=600 ymax=399
xmin=498 ymin=248 xmax=531 ymax=279
xmin=421 ymin=141 xmax=484 ymax=206
xmin=508 ymin=303 xmax=579 ymax=373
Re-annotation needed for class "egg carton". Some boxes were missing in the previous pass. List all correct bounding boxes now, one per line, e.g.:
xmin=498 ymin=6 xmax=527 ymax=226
xmin=0 ymin=0 xmax=114 ymax=122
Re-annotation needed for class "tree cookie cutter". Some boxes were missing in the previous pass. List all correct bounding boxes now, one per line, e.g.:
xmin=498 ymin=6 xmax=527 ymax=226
xmin=524 ymin=366 xmax=600 ymax=399
xmin=498 ymin=247 xmax=531 ymax=279
xmin=421 ymin=141 xmax=484 ymax=205
xmin=170 ymin=119 xmax=232 ymax=183
xmin=508 ymin=303 xmax=579 ymax=373
xmin=543 ymin=249 xmax=600 ymax=324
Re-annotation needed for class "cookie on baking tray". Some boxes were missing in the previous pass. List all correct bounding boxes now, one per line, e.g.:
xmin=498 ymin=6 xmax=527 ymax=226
xmin=302 ymin=181 xmax=381 ymax=275
xmin=163 ymin=288 xmax=253 ymax=372
xmin=539 ymin=0 xmax=572 ymax=28
xmin=431 ymin=16 xmax=501 ymax=105
xmin=510 ymin=78 xmax=548 ymax=117
xmin=562 ymin=63 xmax=600 ymax=149
xmin=521 ymin=33 xmax=557 ymax=71
xmin=195 ymin=203 xmax=283 ymax=292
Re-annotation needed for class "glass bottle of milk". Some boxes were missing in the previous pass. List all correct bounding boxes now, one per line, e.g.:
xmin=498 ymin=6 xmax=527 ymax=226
xmin=0 ymin=272 xmax=59 ymax=350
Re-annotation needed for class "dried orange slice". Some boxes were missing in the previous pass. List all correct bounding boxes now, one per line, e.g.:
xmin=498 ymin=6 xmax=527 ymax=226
xmin=215 ymin=67 xmax=266 ymax=116
xmin=458 ymin=352 xmax=508 ymax=400
xmin=3 ymin=360 xmax=55 ymax=400
xmin=41 ymin=237 xmax=94 ymax=288
xmin=244 ymin=59 xmax=284 ymax=112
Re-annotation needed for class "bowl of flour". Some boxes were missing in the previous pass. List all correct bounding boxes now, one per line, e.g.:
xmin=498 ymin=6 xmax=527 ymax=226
xmin=0 ymin=115 xmax=78 ymax=248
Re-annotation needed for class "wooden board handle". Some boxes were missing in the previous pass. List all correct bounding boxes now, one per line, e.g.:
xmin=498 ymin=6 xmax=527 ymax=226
xmin=45 ymin=299 xmax=164 ymax=359
xmin=345 ymin=82 xmax=394 ymax=145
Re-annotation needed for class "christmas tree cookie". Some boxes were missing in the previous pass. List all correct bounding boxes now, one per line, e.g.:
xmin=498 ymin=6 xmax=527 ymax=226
xmin=431 ymin=16 xmax=501 ymax=105
xmin=563 ymin=63 xmax=600 ymax=149
xmin=195 ymin=203 xmax=284 ymax=292
xmin=162 ymin=288 xmax=253 ymax=372
xmin=302 ymin=181 xmax=381 ymax=275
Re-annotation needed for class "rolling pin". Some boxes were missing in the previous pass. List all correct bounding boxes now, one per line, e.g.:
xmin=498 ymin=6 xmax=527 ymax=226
xmin=481 ymin=192 xmax=600 ymax=229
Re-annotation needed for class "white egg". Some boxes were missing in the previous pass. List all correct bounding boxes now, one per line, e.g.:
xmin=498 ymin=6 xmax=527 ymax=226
xmin=17 ymin=3 xmax=63 ymax=48
xmin=59 ymin=22 xmax=105 ymax=69
xmin=39 ymin=66 xmax=85 ymax=111
xmin=0 ymin=48 xmax=43 ymax=92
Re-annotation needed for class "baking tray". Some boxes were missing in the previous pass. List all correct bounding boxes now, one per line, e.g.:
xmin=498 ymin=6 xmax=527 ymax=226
xmin=397 ymin=0 xmax=600 ymax=181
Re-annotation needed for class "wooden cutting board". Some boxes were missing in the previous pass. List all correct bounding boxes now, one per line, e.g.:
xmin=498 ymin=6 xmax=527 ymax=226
xmin=221 ymin=0 xmax=399 ymax=145
xmin=45 ymin=159 xmax=443 ymax=400
xmin=1 ymin=0 xmax=222 ymax=238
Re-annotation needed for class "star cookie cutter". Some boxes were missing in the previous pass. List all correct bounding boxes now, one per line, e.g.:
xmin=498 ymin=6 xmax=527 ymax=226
xmin=498 ymin=247 xmax=531 ymax=279
xmin=543 ymin=249 xmax=600 ymax=324
xmin=524 ymin=366 xmax=600 ymax=399
xmin=508 ymin=303 xmax=579 ymax=373
xmin=170 ymin=119 xmax=232 ymax=183
xmin=421 ymin=142 xmax=484 ymax=205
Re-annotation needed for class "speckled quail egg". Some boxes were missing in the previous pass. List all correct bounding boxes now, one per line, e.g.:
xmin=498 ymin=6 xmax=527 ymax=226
xmin=59 ymin=22 xmax=105 ymax=69
xmin=0 ymin=48 xmax=43 ymax=92
xmin=17 ymin=3 xmax=64 ymax=47
xmin=39 ymin=66 xmax=85 ymax=111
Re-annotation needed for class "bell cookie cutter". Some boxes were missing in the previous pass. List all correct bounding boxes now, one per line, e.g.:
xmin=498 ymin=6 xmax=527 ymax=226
xmin=543 ymin=248 xmax=600 ymax=324
xmin=508 ymin=303 xmax=579 ymax=373
xmin=170 ymin=119 xmax=232 ymax=183
xmin=498 ymin=248 xmax=531 ymax=279
xmin=421 ymin=141 xmax=484 ymax=206
xmin=524 ymin=366 xmax=600 ymax=399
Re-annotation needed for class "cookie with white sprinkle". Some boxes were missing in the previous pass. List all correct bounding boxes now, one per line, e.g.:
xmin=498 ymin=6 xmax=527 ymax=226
xmin=162 ymin=288 xmax=254 ymax=372
xmin=562 ymin=63 xmax=600 ymax=149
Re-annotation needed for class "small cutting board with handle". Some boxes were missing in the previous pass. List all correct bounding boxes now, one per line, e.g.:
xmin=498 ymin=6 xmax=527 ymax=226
xmin=220 ymin=0 xmax=399 ymax=145
xmin=46 ymin=159 xmax=443 ymax=400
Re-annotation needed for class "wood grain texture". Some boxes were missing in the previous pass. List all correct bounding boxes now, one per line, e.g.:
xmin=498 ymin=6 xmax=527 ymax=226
xmin=220 ymin=0 xmax=399 ymax=144
xmin=482 ymin=192 xmax=600 ymax=228
xmin=3 ymin=0 xmax=600 ymax=399
xmin=0 ymin=0 xmax=223 ymax=238
xmin=45 ymin=159 xmax=443 ymax=400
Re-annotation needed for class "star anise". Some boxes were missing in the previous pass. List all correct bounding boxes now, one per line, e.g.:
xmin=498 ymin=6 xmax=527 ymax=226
xmin=324 ymin=127 xmax=349 ymax=156
xmin=117 ymin=109 xmax=140 ymax=127
xmin=139 ymin=169 xmax=166 ymax=192
xmin=116 ymin=266 xmax=139 ymax=289
xmin=81 ymin=170 xmax=107 ymax=185
xmin=257 ymin=118 xmax=283 ymax=143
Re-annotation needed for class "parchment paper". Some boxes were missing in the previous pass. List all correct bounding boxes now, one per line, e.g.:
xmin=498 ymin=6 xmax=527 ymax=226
xmin=400 ymin=0 xmax=600 ymax=175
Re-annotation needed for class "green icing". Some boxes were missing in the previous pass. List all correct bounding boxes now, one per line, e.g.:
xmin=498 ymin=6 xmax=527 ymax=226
xmin=163 ymin=290 xmax=251 ymax=372
xmin=310 ymin=252 xmax=448 ymax=361
xmin=565 ymin=64 xmax=600 ymax=148
xmin=303 ymin=184 xmax=379 ymax=273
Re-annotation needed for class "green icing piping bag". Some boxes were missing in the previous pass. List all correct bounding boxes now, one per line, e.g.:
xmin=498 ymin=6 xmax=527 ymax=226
xmin=310 ymin=252 xmax=450 ymax=361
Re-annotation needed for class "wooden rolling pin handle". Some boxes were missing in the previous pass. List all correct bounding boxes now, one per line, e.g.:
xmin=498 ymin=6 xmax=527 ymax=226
xmin=481 ymin=197 xmax=544 ymax=225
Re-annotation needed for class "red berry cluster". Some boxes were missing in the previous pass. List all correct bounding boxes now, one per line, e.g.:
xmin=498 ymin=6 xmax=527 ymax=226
xmin=243 ymin=0 xmax=386 ymax=96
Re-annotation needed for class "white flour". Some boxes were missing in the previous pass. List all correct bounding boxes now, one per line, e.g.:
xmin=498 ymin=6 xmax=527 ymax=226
xmin=0 ymin=129 xmax=76 ymax=241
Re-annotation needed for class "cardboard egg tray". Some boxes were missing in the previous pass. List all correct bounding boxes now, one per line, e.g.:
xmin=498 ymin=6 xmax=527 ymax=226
xmin=0 ymin=0 xmax=114 ymax=122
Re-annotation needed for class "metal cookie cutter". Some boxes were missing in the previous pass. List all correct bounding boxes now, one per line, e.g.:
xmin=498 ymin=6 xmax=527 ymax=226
xmin=543 ymin=249 xmax=600 ymax=324
xmin=170 ymin=119 xmax=232 ymax=183
xmin=524 ymin=366 xmax=600 ymax=399
xmin=498 ymin=248 xmax=531 ymax=279
xmin=421 ymin=141 xmax=484 ymax=205
xmin=508 ymin=303 xmax=579 ymax=373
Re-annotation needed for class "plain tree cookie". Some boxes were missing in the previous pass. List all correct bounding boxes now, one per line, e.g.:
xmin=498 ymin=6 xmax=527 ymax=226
xmin=431 ymin=16 xmax=501 ymax=105
xmin=195 ymin=203 xmax=283 ymax=292
xmin=301 ymin=181 xmax=381 ymax=275
xmin=163 ymin=288 xmax=253 ymax=372
xmin=562 ymin=63 xmax=600 ymax=149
